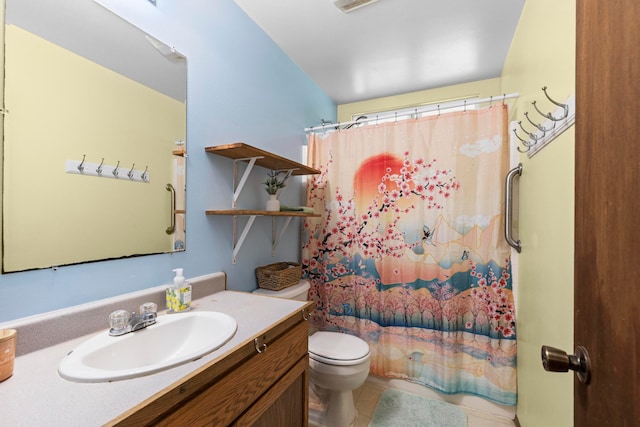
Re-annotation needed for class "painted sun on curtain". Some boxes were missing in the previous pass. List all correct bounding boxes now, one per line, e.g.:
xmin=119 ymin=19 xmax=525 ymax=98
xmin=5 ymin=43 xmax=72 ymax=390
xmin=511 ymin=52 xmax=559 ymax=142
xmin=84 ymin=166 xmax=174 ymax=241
xmin=303 ymin=105 xmax=517 ymax=406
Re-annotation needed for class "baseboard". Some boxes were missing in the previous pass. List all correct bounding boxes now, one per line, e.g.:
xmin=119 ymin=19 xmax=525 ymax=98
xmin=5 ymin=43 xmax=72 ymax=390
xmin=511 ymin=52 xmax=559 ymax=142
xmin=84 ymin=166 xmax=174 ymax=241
xmin=514 ymin=414 xmax=522 ymax=427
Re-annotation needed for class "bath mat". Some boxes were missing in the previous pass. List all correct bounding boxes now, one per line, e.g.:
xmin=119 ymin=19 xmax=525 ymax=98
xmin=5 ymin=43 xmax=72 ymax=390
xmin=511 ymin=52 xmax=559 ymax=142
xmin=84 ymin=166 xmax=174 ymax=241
xmin=369 ymin=389 xmax=467 ymax=427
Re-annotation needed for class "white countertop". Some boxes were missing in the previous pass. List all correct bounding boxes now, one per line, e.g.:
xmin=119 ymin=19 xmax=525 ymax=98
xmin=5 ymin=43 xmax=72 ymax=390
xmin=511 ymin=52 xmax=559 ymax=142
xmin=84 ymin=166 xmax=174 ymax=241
xmin=0 ymin=291 xmax=306 ymax=426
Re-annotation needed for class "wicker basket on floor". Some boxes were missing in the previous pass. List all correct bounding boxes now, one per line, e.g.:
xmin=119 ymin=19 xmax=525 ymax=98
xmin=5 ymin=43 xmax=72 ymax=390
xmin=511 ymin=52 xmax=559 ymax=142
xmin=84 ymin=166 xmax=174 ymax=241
xmin=255 ymin=262 xmax=302 ymax=291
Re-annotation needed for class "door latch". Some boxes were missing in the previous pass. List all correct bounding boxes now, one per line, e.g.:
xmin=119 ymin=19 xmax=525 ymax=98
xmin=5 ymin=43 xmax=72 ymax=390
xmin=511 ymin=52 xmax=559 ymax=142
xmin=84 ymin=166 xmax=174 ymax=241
xmin=541 ymin=345 xmax=591 ymax=384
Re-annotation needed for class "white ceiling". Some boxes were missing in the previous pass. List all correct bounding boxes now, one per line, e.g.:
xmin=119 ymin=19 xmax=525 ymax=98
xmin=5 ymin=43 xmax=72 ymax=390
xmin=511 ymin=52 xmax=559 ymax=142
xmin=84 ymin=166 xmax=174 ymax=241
xmin=234 ymin=0 xmax=525 ymax=105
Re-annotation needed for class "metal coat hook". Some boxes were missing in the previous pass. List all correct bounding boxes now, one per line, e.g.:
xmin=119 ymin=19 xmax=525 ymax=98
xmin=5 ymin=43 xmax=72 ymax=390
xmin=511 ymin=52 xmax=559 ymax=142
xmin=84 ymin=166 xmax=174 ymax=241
xmin=77 ymin=155 xmax=86 ymax=174
xmin=518 ymin=121 xmax=541 ymax=141
xmin=437 ymin=105 xmax=441 ymax=116
xmin=489 ymin=96 xmax=493 ymax=108
xmin=112 ymin=161 xmax=120 ymax=177
xmin=524 ymin=112 xmax=551 ymax=133
xmin=141 ymin=166 xmax=149 ymax=182
xmin=127 ymin=163 xmax=136 ymax=180
xmin=532 ymin=87 xmax=569 ymax=122
xmin=96 ymin=158 xmax=104 ymax=176
xmin=463 ymin=100 xmax=467 ymax=113
xmin=513 ymin=128 xmax=533 ymax=152
xmin=542 ymin=86 xmax=569 ymax=120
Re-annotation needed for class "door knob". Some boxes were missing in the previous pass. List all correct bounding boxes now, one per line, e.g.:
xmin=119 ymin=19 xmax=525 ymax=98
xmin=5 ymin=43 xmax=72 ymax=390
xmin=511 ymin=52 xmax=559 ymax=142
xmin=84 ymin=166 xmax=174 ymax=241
xmin=541 ymin=345 xmax=591 ymax=384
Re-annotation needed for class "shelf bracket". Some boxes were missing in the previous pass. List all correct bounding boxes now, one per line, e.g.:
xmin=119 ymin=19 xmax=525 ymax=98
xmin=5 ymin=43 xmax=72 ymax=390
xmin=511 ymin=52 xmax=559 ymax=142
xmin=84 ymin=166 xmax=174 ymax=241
xmin=232 ymin=214 xmax=257 ymax=264
xmin=272 ymin=216 xmax=294 ymax=256
xmin=232 ymin=156 xmax=263 ymax=208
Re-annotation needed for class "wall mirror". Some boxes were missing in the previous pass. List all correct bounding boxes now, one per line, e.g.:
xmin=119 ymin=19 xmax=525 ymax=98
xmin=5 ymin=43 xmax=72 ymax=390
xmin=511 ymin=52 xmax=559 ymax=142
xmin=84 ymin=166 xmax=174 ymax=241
xmin=2 ymin=0 xmax=187 ymax=272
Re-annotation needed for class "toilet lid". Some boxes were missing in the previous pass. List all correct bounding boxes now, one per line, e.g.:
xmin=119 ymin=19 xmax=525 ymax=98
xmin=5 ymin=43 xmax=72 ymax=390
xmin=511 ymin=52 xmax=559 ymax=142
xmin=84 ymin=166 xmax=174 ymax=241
xmin=308 ymin=332 xmax=370 ymax=365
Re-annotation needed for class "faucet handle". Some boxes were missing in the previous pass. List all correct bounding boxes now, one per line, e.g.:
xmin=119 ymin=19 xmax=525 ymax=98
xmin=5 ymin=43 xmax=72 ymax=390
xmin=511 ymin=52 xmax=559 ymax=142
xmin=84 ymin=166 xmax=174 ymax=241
xmin=109 ymin=309 xmax=130 ymax=331
xmin=139 ymin=302 xmax=157 ymax=314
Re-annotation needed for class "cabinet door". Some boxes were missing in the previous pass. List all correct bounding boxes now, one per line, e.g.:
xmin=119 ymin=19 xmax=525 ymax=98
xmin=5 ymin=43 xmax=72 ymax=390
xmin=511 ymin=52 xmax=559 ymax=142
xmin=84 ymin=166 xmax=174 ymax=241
xmin=233 ymin=357 xmax=309 ymax=427
xmin=156 ymin=320 xmax=309 ymax=426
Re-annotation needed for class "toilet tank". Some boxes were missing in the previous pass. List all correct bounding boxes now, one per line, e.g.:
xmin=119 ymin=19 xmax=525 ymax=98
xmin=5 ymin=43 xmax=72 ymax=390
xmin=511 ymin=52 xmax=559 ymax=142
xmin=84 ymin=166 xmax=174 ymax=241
xmin=252 ymin=279 xmax=310 ymax=301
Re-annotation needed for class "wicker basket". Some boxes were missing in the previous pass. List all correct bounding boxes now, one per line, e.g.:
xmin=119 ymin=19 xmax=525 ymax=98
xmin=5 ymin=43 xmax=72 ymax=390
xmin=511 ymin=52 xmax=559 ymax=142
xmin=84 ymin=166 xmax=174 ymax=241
xmin=256 ymin=262 xmax=302 ymax=291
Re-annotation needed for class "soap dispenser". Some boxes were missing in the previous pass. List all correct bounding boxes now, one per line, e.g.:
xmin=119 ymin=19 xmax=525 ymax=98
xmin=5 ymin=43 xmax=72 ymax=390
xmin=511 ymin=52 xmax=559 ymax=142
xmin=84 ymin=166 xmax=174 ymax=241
xmin=166 ymin=268 xmax=192 ymax=312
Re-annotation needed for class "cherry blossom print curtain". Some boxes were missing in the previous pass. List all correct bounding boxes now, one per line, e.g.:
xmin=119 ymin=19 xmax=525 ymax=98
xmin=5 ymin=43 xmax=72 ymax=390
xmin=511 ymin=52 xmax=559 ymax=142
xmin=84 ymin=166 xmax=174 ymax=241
xmin=303 ymin=105 xmax=517 ymax=406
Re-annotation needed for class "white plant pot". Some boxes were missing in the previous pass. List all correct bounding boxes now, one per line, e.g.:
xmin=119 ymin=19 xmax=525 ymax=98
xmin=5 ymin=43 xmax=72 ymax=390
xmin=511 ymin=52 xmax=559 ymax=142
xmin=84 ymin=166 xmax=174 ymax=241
xmin=265 ymin=195 xmax=280 ymax=212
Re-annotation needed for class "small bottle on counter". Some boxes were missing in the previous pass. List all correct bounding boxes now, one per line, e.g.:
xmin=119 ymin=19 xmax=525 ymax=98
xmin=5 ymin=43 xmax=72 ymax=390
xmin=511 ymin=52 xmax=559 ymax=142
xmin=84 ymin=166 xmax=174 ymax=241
xmin=166 ymin=268 xmax=192 ymax=312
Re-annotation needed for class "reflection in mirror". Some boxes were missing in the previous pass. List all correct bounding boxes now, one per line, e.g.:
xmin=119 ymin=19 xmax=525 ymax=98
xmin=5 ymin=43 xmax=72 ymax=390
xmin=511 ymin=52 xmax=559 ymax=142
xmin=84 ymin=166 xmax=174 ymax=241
xmin=2 ymin=0 xmax=187 ymax=272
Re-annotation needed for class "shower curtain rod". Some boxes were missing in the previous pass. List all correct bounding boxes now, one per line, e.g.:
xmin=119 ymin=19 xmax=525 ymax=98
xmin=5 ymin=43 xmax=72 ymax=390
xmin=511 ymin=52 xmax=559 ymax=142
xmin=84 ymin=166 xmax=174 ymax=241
xmin=304 ymin=92 xmax=519 ymax=132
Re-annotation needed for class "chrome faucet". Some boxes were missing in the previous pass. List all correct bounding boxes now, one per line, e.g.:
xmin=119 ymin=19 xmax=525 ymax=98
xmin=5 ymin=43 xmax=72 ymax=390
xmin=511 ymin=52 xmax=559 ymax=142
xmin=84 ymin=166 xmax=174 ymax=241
xmin=108 ymin=302 xmax=157 ymax=336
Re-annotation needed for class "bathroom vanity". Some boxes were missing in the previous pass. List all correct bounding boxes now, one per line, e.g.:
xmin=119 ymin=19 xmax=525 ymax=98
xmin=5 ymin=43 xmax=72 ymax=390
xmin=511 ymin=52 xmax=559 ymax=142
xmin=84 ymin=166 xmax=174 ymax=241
xmin=111 ymin=302 xmax=310 ymax=426
xmin=0 ymin=273 xmax=312 ymax=427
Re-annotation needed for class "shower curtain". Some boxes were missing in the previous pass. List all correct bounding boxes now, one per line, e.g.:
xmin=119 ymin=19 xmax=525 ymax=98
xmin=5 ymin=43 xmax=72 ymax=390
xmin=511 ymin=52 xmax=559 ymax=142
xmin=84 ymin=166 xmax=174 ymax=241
xmin=303 ymin=105 xmax=516 ymax=406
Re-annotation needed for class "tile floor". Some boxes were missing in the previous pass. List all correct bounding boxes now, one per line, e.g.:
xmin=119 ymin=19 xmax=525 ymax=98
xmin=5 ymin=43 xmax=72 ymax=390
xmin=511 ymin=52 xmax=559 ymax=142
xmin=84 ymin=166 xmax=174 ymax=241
xmin=350 ymin=378 xmax=516 ymax=427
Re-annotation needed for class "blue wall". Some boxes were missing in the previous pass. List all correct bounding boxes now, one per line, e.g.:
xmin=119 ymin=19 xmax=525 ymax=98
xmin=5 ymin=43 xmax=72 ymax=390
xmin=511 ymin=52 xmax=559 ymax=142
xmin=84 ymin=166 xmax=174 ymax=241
xmin=0 ymin=0 xmax=335 ymax=323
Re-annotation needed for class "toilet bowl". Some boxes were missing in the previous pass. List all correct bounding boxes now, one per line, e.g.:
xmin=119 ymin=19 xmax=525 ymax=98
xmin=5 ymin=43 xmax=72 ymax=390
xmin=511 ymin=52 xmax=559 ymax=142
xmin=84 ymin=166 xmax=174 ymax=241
xmin=253 ymin=280 xmax=371 ymax=427
xmin=308 ymin=331 xmax=371 ymax=427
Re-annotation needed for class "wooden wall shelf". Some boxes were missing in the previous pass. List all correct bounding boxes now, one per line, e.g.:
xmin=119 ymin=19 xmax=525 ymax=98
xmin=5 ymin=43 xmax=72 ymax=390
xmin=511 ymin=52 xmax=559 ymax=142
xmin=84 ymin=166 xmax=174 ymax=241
xmin=206 ymin=210 xmax=319 ymax=217
xmin=204 ymin=143 xmax=320 ymax=176
xmin=205 ymin=143 xmax=320 ymax=263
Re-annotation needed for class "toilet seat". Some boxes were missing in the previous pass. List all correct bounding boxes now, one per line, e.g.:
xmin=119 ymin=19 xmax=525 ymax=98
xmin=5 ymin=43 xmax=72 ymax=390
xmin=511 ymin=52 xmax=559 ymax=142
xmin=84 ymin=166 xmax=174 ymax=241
xmin=308 ymin=331 xmax=370 ymax=366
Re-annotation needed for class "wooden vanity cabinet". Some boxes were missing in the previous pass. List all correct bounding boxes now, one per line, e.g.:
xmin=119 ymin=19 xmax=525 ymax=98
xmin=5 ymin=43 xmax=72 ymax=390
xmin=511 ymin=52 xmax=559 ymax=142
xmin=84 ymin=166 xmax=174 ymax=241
xmin=109 ymin=304 xmax=312 ymax=427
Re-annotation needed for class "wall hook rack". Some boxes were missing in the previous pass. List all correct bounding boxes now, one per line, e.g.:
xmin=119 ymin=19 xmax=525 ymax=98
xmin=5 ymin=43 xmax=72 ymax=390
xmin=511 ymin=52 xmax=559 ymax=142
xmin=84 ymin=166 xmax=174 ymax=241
xmin=511 ymin=86 xmax=575 ymax=158
xmin=65 ymin=157 xmax=151 ymax=183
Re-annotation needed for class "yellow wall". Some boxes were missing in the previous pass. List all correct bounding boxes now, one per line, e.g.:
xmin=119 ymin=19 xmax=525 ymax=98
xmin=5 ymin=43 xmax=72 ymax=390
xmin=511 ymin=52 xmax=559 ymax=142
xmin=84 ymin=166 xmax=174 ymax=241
xmin=500 ymin=0 xmax=575 ymax=426
xmin=3 ymin=26 xmax=186 ymax=271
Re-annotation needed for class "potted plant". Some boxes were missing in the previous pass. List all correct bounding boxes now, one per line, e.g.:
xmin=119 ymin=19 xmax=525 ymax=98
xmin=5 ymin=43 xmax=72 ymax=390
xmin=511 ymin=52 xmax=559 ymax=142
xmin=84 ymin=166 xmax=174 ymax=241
xmin=264 ymin=171 xmax=285 ymax=211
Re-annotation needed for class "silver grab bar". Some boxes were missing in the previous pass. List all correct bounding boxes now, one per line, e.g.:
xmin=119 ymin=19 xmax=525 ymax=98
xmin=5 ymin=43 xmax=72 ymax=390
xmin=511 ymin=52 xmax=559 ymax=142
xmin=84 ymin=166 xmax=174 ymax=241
xmin=166 ymin=183 xmax=175 ymax=235
xmin=505 ymin=163 xmax=522 ymax=252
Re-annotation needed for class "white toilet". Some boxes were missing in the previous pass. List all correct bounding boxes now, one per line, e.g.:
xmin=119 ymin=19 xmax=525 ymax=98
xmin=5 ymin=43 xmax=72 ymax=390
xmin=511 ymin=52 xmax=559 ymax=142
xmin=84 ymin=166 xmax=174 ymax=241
xmin=253 ymin=280 xmax=371 ymax=427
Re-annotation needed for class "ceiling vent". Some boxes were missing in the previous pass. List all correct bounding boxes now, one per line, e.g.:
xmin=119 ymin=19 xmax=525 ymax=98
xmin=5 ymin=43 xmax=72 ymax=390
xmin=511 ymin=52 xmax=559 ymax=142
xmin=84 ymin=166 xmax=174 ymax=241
xmin=333 ymin=0 xmax=381 ymax=13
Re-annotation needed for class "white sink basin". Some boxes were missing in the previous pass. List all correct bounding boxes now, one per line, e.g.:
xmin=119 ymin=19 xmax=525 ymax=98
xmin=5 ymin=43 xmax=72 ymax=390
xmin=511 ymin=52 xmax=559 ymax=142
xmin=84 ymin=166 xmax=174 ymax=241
xmin=58 ymin=311 xmax=237 ymax=383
